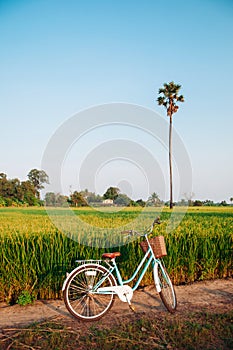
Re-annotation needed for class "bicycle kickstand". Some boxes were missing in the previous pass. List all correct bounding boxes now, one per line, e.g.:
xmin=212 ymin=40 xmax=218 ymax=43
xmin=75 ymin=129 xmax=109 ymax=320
xmin=124 ymin=294 xmax=136 ymax=312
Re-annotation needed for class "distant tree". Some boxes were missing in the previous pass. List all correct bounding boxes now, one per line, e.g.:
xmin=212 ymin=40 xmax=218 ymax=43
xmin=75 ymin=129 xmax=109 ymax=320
xmin=0 ymin=172 xmax=43 ymax=206
xmin=56 ymin=194 xmax=68 ymax=207
xmin=147 ymin=192 xmax=161 ymax=206
xmin=230 ymin=197 xmax=233 ymax=205
xmin=45 ymin=192 xmax=68 ymax=207
xmin=157 ymin=81 xmax=184 ymax=209
xmin=88 ymin=193 xmax=103 ymax=203
xmin=0 ymin=173 xmax=8 ymax=198
xmin=128 ymin=200 xmax=138 ymax=207
xmin=80 ymin=189 xmax=89 ymax=199
xmin=27 ymin=169 xmax=49 ymax=198
xmin=69 ymin=191 xmax=88 ymax=207
xmin=202 ymin=199 xmax=213 ymax=206
xmin=103 ymin=187 xmax=120 ymax=201
xmin=0 ymin=196 xmax=6 ymax=206
xmin=45 ymin=192 xmax=56 ymax=206
xmin=220 ymin=200 xmax=227 ymax=206
xmin=21 ymin=180 xmax=40 ymax=205
xmin=0 ymin=176 xmax=22 ymax=204
xmin=177 ymin=198 xmax=187 ymax=206
xmin=193 ymin=200 xmax=203 ymax=207
xmin=9 ymin=178 xmax=21 ymax=200
xmin=80 ymin=190 xmax=103 ymax=204
xmin=114 ymin=194 xmax=131 ymax=206
xmin=136 ymin=199 xmax=146 ymax=207
xmin=4 ymin=198 xmax=13 ymax=206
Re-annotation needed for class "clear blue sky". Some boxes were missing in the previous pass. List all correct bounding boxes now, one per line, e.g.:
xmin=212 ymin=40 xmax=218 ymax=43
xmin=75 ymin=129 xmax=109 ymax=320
xmin=0 ymin=0 xmax=232 ymax=202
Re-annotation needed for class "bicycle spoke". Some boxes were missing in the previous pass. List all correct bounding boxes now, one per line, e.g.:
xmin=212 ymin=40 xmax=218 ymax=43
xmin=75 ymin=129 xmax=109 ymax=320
xmin=63 ymin=264 xmax=116 ymax=320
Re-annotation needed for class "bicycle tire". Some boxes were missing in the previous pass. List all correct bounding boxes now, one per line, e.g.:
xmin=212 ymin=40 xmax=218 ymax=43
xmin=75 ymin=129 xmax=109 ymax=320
xmin=155 ymin=263 xmax=177 ymax=313
xmin=63 ymin=264 xmax=116 ymax=321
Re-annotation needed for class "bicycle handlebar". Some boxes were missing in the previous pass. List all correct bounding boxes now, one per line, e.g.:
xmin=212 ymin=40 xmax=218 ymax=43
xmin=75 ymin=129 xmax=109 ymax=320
xmin=152 ymin=216 xmax=161 ymax=226
xmin=121 ymin=216 xmax=161 ymax=237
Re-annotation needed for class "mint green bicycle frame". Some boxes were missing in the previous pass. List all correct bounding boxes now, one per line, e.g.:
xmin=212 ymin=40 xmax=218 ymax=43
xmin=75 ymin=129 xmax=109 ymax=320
xmin=94 ymin=235 xmax=161 ymax=293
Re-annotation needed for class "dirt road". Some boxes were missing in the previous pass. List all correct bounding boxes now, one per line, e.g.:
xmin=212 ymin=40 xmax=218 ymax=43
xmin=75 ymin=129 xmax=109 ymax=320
xmin=0 ymin=278 xmax=232 ymax=329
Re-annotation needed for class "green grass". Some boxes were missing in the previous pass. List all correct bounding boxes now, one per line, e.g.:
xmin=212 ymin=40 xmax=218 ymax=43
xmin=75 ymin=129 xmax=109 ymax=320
xmin=1 ymin=311 xmax=232 ymax=349
xmin=0 ymin=206 xmax=232 ymax=303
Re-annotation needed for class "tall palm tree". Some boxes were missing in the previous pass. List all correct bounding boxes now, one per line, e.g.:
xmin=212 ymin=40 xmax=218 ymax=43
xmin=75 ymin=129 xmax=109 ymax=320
xmin=157 ymin=82 xmax=184 ymax=209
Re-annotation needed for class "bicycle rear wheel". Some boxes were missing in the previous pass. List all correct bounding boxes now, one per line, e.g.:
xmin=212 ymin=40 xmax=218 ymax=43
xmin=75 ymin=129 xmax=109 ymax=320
xmin=63 ymin=264 xmax=116 ymax=321
xmin=155 ymin=262 xmax=177 ymax=313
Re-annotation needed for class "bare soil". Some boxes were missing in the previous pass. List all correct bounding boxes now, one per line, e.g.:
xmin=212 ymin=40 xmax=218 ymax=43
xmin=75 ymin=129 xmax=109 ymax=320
xmin=0 ymin=278 xmax=232 ymax=331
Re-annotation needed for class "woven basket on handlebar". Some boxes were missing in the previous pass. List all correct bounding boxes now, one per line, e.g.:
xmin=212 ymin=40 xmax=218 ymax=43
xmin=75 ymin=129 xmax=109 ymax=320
xmin=140 ymin=236 xmax=167 ymax=258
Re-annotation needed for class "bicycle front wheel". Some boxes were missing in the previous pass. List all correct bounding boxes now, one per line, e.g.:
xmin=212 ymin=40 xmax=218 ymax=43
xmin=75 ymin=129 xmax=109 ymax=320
xmin=63 ymin=264 xmax=116 ymax=321
xmin=155 ymin=262 xmax=177 ymax=313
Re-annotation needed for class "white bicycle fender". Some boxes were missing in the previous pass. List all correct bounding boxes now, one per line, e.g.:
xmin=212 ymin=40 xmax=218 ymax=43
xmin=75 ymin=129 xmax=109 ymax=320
xmin=153 ymin=262 xmax=161 ymax=293
xmin=62 ymin=264 xmax=104 ymax=291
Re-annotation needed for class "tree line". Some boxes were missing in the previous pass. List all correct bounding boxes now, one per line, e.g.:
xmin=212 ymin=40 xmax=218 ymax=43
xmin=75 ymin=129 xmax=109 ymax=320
xmin=0 ymin=171 xmax=162 ymax=207
xmin=0 ymin=170 xmax=231 ymax=207
xmin=0 ymin=169 xmax=48 ymax=206
xmin=45 ymin=187 xmax=163 ymax=208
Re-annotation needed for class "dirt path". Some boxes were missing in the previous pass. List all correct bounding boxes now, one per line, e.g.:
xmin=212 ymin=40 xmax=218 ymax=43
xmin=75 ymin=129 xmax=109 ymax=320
xmin=0 ymin=278 xmax=232 ymax=330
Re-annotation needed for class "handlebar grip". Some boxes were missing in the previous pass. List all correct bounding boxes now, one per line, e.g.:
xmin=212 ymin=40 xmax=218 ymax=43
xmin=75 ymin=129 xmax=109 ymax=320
xmin=153 ymin=216 xmax=161 ymax=225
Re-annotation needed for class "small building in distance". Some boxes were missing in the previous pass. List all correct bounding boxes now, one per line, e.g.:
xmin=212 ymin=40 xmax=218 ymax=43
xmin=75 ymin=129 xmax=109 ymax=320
xmin=102 ymin=199 xmax=114 ymax=206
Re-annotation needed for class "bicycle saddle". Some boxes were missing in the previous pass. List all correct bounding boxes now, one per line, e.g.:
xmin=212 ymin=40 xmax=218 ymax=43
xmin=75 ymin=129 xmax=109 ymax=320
xmin=102 ymin=252 xmax=121 ymax=259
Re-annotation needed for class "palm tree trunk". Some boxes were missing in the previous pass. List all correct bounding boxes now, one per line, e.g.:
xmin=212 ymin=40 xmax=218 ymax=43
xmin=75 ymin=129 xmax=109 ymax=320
xmin=169 ymin=115 xmax=173 ymax=209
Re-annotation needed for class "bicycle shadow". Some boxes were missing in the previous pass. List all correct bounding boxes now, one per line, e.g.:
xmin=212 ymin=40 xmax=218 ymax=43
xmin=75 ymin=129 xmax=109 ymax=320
xmin=40 ymin=300 xmax=73 ymax=319
xmin=131 ymin=290 xmax=164 ymax=312
xmin=39 ymin=289 xmax=167 ymax=323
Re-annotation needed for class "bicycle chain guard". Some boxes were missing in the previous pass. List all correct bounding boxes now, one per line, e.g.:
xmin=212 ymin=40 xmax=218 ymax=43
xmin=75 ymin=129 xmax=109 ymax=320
xmin=97 ymin=285 xmax=133 ymax=302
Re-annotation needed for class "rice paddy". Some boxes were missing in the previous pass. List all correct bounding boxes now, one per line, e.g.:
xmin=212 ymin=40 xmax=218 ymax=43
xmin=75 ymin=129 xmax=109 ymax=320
xmin=0 ymin=206 xmax=232 ymax=303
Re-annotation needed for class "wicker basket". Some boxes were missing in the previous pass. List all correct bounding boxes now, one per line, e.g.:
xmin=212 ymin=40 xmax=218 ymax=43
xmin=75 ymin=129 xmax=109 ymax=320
xmin=140 ymin=236 xmax=167 ymax=258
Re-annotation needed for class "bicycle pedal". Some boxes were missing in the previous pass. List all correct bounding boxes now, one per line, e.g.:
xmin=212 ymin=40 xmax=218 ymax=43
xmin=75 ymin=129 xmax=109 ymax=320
xmin=129 ymin=304 xmax=136 ymax=312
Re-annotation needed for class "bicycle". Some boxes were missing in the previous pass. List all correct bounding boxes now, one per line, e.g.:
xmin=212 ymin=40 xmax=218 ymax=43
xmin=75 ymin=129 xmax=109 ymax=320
xmin=62 ymin=217 xmax=177 ymax=321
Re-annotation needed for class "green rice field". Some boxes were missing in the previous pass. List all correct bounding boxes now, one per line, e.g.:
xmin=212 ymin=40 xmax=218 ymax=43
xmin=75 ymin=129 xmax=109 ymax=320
xmin=0 ymin=206 xmax=232 ymax=303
